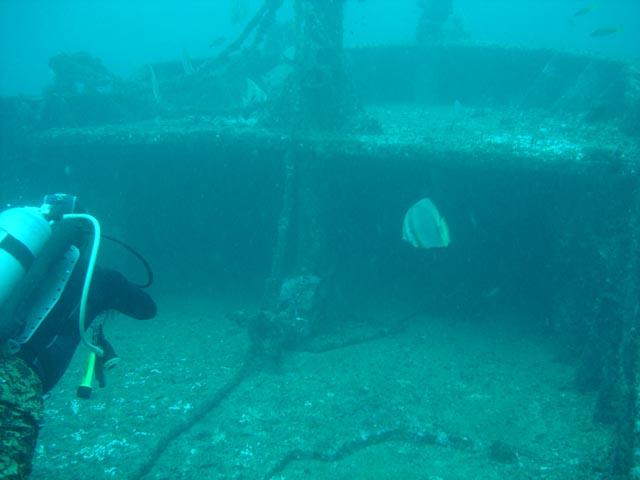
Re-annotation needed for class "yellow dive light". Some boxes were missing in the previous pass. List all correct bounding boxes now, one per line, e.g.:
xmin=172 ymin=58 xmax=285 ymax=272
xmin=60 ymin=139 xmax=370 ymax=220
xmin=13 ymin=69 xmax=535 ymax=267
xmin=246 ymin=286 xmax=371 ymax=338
xmin=77 ymin=351 xmax=97 ymax=399
xmin=76 ymin=325 xmax=120 ymax=398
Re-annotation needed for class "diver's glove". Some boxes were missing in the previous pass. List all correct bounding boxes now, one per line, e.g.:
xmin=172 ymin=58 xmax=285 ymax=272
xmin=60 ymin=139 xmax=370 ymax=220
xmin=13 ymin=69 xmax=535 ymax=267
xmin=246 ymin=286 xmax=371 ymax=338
xmin=77 ymin=325 xmax=120 ymax=397
xmin=95 ymin=325 xmax=120 ymax=388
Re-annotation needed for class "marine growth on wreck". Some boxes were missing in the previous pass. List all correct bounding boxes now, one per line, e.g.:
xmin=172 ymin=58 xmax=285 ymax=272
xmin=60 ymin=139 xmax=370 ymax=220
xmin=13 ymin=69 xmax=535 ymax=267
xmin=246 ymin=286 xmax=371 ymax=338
xmin=1 ymin=1 xmax=639 ymax=479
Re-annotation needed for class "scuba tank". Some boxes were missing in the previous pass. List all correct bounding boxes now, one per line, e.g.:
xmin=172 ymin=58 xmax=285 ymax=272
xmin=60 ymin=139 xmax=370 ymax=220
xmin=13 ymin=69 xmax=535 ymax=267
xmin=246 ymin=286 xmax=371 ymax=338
xmin=0 ymin=206 xmax=52 ymax=311
xmin=0 ymin=193 xmax=102 ymax=356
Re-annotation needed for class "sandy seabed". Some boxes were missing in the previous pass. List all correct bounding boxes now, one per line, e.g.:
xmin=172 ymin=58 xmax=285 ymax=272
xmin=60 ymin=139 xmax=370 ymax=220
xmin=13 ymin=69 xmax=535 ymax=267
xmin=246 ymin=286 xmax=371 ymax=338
xmin=31 ymin=292 xmax=611 ymax=480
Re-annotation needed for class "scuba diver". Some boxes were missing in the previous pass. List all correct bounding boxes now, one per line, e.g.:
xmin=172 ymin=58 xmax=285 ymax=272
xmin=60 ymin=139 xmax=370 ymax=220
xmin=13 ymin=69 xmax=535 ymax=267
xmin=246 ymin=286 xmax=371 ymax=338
xmin=0 ymin=194 xmax=156 ymax=479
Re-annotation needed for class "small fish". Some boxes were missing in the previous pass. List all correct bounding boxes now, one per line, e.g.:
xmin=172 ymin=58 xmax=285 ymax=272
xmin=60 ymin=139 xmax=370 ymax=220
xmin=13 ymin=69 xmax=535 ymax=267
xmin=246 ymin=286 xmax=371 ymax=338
xmin=453 ymin=99 xmax=463 ymax=115
xmin=282 ymin=46 xmax=296 ymax=63
xmin=469 ymin=212 xmax=478 ymax=229
xmin=573 ymin=5 xmax=594 ymax=17
xmin=482 ymin=287 xmax=501 ymax=299
xmin=148 ymin=65 xmax=160 ymax=104
xmin=230 ymin=0 xmax=250 ymax=25
xmin=242 ymin=78 xmax=267 ymax=107
xmin=181 ymin=48 xmax=194 ymax=76
xmin=209 ymin=36 xmax=226 ymax=49
xmin=590 ymin=26 xmax=622 ymax=38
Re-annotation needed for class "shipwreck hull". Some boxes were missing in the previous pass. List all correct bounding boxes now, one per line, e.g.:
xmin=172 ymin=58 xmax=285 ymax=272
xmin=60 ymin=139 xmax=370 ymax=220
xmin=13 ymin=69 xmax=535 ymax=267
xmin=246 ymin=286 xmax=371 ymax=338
xmin=2 ymin=43 xmax=640 ymax=477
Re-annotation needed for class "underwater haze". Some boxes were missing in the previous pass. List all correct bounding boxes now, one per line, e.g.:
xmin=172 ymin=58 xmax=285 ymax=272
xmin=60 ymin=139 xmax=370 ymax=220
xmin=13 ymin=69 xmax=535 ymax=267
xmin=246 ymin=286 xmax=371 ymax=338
xmin=1 ymin=0 xmax=639 ymax=96
xmin=1 ymin=0 xmax=640 ymax=479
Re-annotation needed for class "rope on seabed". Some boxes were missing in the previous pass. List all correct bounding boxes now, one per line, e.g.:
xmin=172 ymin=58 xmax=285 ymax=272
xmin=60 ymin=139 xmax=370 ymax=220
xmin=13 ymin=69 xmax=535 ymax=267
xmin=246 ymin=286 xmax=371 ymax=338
xmin=129 ymin=361 xmax=252 ymax=479
xmin=128 ymin=310 xmax=424 ymax=478
xmin=299 ymin=310 xmax=422 ymax=354
xmin=262 ymin=426 xmax=475 ymax=480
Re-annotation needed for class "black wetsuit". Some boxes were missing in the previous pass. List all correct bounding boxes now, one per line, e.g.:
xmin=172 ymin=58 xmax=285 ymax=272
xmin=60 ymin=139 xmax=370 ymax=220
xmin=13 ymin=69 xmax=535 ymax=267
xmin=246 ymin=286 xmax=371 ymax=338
xmin=17 ymin=263 xmax=156 ymax=393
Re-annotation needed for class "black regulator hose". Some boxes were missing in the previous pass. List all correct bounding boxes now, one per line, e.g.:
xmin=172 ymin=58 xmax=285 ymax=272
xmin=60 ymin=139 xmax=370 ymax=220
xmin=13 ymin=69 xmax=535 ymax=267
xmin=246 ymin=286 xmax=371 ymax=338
xmin=101 ymin=234 xmax=154 ymax=289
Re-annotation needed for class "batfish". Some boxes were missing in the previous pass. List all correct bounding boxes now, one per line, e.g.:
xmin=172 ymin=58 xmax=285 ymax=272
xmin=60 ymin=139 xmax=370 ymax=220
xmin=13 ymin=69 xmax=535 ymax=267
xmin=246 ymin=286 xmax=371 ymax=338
xmin=402 ymin=198 xmax=450 ymax=249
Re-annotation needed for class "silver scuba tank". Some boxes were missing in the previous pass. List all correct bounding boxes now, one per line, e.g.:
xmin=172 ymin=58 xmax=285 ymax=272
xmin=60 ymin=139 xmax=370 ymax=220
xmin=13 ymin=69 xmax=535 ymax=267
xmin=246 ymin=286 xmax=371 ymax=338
xmin=0 ymin=194 xmax=83 ymax=350
xmin=0 ymin=206 xmax=52 ymax=310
